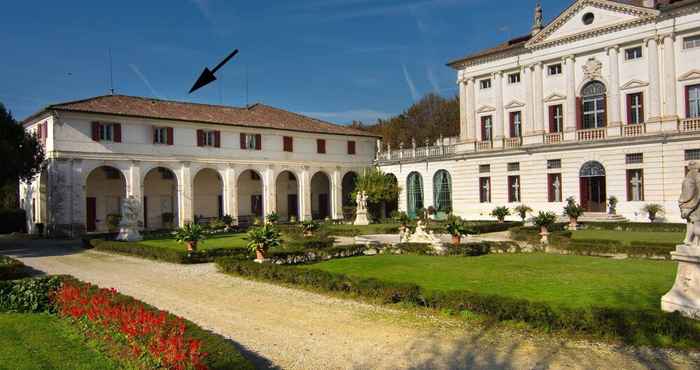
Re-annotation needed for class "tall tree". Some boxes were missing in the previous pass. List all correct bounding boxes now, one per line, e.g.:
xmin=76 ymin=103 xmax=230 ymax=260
xmin=0 ymin=103 xmax=44 ymax=203
xmin=359 ymin=93 xmax=459 ymax=148
xmin=351 ymin=168 xmax=400 ymax=220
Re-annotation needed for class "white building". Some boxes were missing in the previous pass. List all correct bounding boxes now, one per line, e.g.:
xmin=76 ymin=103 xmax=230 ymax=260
xmin=377 ymin=0 xmax=700 ymax=222
xmin=20 ymin=95 xmax=377 ymax=235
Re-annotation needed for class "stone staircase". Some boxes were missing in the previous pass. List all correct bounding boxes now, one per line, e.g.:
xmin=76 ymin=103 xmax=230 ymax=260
xmin=577 ymin=212 xmax=629 ymax=223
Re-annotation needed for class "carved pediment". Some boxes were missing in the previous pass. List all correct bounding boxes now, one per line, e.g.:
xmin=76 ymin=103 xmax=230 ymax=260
xmin=504 ymin=100 xmax=526 ymax=109
xmin=476 ymin=105 xmax=496 ymax=113
xmin=678 ymin=70 xmax=700 ymax=82
xmin=620 ymin=79 xmax=649 ymax=90
xmin=526 ymin=0 xmax=659 ymax=50
xmin=544 ymin=93 xmax=566 ymax=102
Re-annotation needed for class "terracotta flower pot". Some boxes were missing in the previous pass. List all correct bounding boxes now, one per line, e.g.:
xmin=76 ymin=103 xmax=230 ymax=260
xmin=186 ymin=241 xmax=197 ymax=252
xmin=569 ymin=218 xmax=578 ymax=230
xmin=255 ymin=248 xmax=266 ymax=260
xmin=539 ymin=226 xmax=550 ymax=244
xmin=452 ymin=235 xmax=461 ymax=245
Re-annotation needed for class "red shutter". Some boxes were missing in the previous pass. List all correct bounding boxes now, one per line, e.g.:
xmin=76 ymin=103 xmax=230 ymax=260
xmin=576 ymin=97 xmax=583 ymax=130
xmin=153 ymin=127 xmax=158 ymax=144
xmin=508 ymin=112 xmax=515 ymax=138
xmin=626 ymin=170 xmax=632 ymax=201
xmin=283 ymin=136 xmax=293 ymax=152
xmin=547 ymin=174 xmax=553 ymax=202
xmin=167 ymin=127 xmax=174 ymax=145
xmin=348 ymin=141 xmax=356 ymax=155
xmin=626 ymin=94 xmax=633 ymax=124
xmin=196 ymin=129 xmax=204 ymax=147
xmin=214 ymin=131 xmax=221 ymax=148
xmin=638 ymin=93 xmax=645 ymax=124
xmin=317 ymin=139 xmax=326 ymax=154
xmin=114 ymin=124 xmax=122 ymax=143
xmin=92 ymin=122 xmax=100 ymax=141
xmin=548 ymin=106 xmax=555 ymax=133
xmin=42 ymin=122 xmax=48 ymax=141
xmin=255 ymin=134 xmax=262 ymax=150
xmin=240 ymin=133 xmax=246 ymax=149
xmin=37 ymin=123 xmax=43 ymax=139
xmin=640 ymin=169 xmax=645 ymax=201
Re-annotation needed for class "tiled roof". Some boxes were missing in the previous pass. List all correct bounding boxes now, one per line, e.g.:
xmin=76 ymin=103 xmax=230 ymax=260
xmin=25 ymin=94 xmax=379 ymax=138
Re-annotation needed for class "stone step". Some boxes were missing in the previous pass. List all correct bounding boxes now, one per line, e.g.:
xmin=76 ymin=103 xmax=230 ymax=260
xmin=577 ymin=212 xmax=629 ymax=223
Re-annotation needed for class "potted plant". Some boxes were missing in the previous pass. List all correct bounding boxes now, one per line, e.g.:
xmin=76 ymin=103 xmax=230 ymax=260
xmin=426 ymin=206 xmax=436 ymax=222
xmin=415 ymin=208 xmax=426 ymax=221
xmin=490 ymin=206 xmax=510 ymax=223
xmin=175 ymin=223 xmax=206 ymax=253
xmin=266 ymin=212 xmax=280 ymax=225
xmin=161 ymin=212 xmax=175 ymax=229
xmin=533 ymin=211 xmax=557 ymax=244
xmin=246 ymin=223 xmax=281 ymax=262
xmin=445 ymin=215 xmax=468 ymax=245
xmin=208 ymin=218 xmax=227 ymax=233
xmin=563 ymin=197 xmax=584 ymax=230
xmin=221 ymin=214 xmax=234 ymax=231
xmin=106 ymin=214 xmax=122 ymax=232
xmin=289 ymin=215 xmax=297 ymax=224
xmin=608 ymin=196 xmax=618 ymax=215
xmin=514 ymin=205 xmax=532 ymax=222
xmin=300 ymin=220 xmax=320 ymax=237
xmin=643 ymin=203 xmax=664 ymax=222
xmin=34 ymin=222 xmax=45 ymax=236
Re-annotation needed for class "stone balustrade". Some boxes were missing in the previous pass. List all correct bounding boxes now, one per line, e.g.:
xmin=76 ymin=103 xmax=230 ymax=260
xmin=576 ymin=127 xmax=607 ymax=142
xmin=680 ymin=118 xmax=700 ymax=132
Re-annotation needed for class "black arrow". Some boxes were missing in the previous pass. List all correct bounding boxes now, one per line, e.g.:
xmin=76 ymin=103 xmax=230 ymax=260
xmin=188 ymin=49 xmax=239 ymax=94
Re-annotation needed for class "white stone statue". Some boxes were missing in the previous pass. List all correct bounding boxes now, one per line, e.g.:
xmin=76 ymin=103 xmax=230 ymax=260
xmin=407 ymin=220 xmax=443 ymax=253
xmin=353 ymin=191 xmax=370 ymax=226
xmin=662 ymin=162 xmax=700 ymax=319
xmin=116 ymin=195 xmax=143 ymax=242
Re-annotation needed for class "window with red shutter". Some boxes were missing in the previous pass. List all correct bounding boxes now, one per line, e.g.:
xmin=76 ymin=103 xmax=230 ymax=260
xmin=92 ymin=122 xmax=100 ymax=141
xmin=255 ymin=134 xmax=262 ymax=150
xmin=283 ymin=136 xmax=293 ymax=152
xmin=214 ymin=131 xmax=221 ymax=148
xmin=317 ymin=139 xmax=326 ymax=154
xmin=240 ymin=133 xmax=246 ymax=149
xmin=114 ymin=124 xmax=122 ymax=143
xmin=196 ymin=129 xmax=204 ymax=147
xmin=167 ymin=127 xmax=174 ymax=145
xmin=347 ymin=140 xmax=356 ymax=155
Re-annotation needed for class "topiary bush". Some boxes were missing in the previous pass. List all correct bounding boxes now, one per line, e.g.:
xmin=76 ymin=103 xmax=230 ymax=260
xmin=89 ymin=239 xmax=250 ymax=264
xmin=0 ymin=256 xmax=29 ymax=280
xmin=0 ymin=276 xmax=62 ymax=313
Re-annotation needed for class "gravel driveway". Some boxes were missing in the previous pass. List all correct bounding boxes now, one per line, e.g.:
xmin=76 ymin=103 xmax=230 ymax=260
xmin=1 ymin=238 xmax=698 ymax=370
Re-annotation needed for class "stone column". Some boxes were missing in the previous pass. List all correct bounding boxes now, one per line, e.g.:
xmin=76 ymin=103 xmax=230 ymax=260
xmin=662 ymin=33 xmax=678 ymax=130
xmin=127 ymin=161 xmax=144 ymax=227
xmin=466 ymin=78 xmax=476 ymax=143
xmin=607 ymin=45 xmax=622 ymax=126
xmin=263 ymin=166 xmax=275 ymax=218
xmin=223 ymin=166 xmax=238 ymax=223
xmin=179 ymin=162 xmax=193 ymax=226
xmin=525 ymin=65 xmax=534 ymax=134
xmin=300 ymin=167 xmax=312 ymax=221
xmin=564 ymin=55 xmax=577 ymax=140
xmin=331 ymin=167 xmax=343 ymax=220
xmin=458 ymin=76 xmax=468 ymax=142
xmin=70 ymin=159 xmax=85 ymax=235
xmin=534 ymin=62 xmax=545 ymax=135
xmin=493 ymin=71 xmax=505 ymax=147
xmin=647 ymin=37 xmax=662 ymax=122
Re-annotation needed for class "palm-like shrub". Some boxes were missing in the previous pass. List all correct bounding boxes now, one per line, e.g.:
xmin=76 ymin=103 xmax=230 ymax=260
xmin=608 ymin=196 xmax=618 ymax=214
xmin=491 ymin=206 xmax=511 ymax=223
xmin=393 ymin=211 xmax=410 ymax=227
xmin=643 ymin=203 xmax=664 ymax=222
xmin=514 ymin=205 xmax=533 ymax=222
xmin=246 ymin=223 xmax=281 ymax=261
xmin=563 ymin=197 xmax=584 ymax=228
xmin=300 ymin=220 xmax=320 ymax=236
xmin=445 ymin=215 xmax=468 ymax=245
xmin=106 ymin=214 xmax=122 ymax=232
xmin=175 ymin=223 xmax=206 ymax=252
xmin=533 ymin=211 xmax=557 ymax=231
xmin=208 ymin=218 xmax=227 ymax=232
xmin=266 ymin=212 xmax=280 ymax=224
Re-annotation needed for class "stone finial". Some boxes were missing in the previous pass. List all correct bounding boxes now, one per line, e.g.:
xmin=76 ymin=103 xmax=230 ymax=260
xmin=531 ymin=1 xmax=543 ymax=36
xmin=412 ymin=137 xmax=417 ymax=149
xmin=399 ymin=142 xmax=404 ymax=150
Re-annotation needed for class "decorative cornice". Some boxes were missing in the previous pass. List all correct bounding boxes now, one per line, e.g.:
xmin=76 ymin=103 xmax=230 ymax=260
xmin=620 ymin=79 xmax=649 ymax=90
xmin=544 ymin=93 xmax=567 ymax=102
xmin=504 ymin=100 xmax=526 ymax=109
xmin=476 ymin=105 xmax=496 ymax=113
xmin=526 ymin=0 xmax=659 ymax=51
xmin=678 ymin=70 xmax=700 ymax=82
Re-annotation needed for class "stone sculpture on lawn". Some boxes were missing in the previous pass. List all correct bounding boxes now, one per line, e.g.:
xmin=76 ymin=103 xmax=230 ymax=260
xmin=116 ymin=195 xmax=143 ymax=242
xmin=353 ymin=191 xmax=370 ymax=226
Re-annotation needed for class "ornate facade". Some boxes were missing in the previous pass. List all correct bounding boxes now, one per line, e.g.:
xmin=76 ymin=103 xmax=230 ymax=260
xmin=378 ymin=0 xmax=700 ymax=222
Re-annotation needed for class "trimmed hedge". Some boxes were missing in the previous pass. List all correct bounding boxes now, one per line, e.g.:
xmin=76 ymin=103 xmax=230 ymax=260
xmin=267 ymin=244 xmax=367 ymax=265
xmin=284 ymin=236 xmax=335 ymax=250
xmin=89 ymin=239 xmax=251 ymax=264
xmin=0 ymin=276 xmax=62 ymax=313
xmin=0 ymin=256 xmax=29 ymax=280
xmin=216 ymin=258 xmax=700 ymax=348
xmin=0 ymin=208 xmax=26 ymax=234
xmin=583 ymin=222 xmax=686 ymax=233
xmin=388 ymin=242 xmax=517 ymax=256
xmin=560 ymin=241 xmax=675 ymax=259
xmin=429 ymin=221 xmax=524 ymax=235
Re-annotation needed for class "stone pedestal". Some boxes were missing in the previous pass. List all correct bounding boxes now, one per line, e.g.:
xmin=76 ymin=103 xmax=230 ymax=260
xmin=661 ymin=245 xmax=700 ymax=319
xmin=354 ymin=210 xmax=370 ymax=226
xmin=116 ymin=224 xmax=142 ymax=242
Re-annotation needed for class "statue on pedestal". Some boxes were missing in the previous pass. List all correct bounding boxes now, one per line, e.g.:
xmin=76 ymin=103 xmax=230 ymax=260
xmin=353 ymin=191 xmax=370 ymax=226
xmin=662 ymin=162 xmax=700 ymax=318
xmin=116 ymin=196 xmax=143 ymax=242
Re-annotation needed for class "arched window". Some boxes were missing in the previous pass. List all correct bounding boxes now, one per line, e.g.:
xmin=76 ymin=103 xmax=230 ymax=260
xmin=579 ymin=161 xmax=606 ymax=178
xmin=433 ymin=170 xmax=452 ymax=214
xmin=581 ymin=81 xmax=607 ymax=129
xmin=406 ymin=172 xmax=424 ymax=218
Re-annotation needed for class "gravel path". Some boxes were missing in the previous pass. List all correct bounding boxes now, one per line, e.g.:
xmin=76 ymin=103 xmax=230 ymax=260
xmin=2 ymin=239 xmax=699 ymax=370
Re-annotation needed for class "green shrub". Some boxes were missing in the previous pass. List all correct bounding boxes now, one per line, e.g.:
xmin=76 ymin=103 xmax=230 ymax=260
xmin=0 ymin=276 xmax=62 ymax=313
xmin=583 ymin=222 xmax=686 ymax=233
xmin=0 ymin=208 xmax=27 ymax=234
xmin=267 ymin=245 xmax=367 ymax=265
xmin=89 ymin=239 xmax=250 ymax=264
xmin=284 ymin=236 xmax=335 ymax=250
xmin=560 ymin=240 xmax=674 ymax=259
xmin=0 ymin=256 xmax=29 ymax=280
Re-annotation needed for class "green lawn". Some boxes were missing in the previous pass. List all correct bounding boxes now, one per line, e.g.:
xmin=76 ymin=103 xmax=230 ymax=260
xmin=571 ymin=229 xmax=684 ymax=244
xmin=0 ymin=313 xmax=118 ymax=370
xmin=140 ymin=233 xmax=248 ymax=251
xmin=304 ymin=254 xmax=677 ymax=310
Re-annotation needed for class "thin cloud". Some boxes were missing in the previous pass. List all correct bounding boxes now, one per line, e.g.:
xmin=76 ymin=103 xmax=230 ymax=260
xmin=296 ymin=0 xmax=464 ymax=21
xmin=427 ymin=66 xmax=440 ymax=93
xmin=188 ymin=0 xmax=215 ymax=24
xmin=128 ymin=64 xmax=163 ymax=100
xmin=301 ymin=109 xmax=393 ymax=124
xmin=402 ymin=63 xmax=420 ymax=102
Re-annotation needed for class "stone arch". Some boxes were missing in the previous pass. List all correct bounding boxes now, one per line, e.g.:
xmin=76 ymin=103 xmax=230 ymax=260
xmin=406 ymin=171 xmax=424 ymax=219
xmin=85 ymin=166 xmax=127 ymax=232
xmin=579 ymin=80 xmax=608 ymax=129
xmin=275 ymin=170 xmax=300 ymax=222
xmin=193 ymin=168 xmax=224 ymax=222
xmin=238 ymin=169 xmax=265 ymax=225
xmin=433 ymin=169 xmax=452 ymax=216
xmin=579 ymin=160 xmax=607 ymax=213
xmin=310 ymin=170 xmax=332 ymax=220
xmin=341 ymin=171 xmax=359 ymax=220
xmin=383 ymin=172 xmax=399 ymax=219
xmin=143 ymin=167 xmax=179 ymax=230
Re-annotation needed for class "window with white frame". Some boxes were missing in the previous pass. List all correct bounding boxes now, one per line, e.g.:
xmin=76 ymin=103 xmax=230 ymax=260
xmin=582 ymin=81 xmax=607 ymax=129
xmin=204 ymin=131 xmax=216 ymax=146
xmin=243 ymin=133 xmax=258 ymax=149
xmin=508 ymin=72 xmax=521 ymax=84
xmin=547 ymin=159 xmax=562 ymax=169
xmin=683 ymin=35 xmax=700 ymax=50
xmin=628 ymin=93 xmax=644 ymax=124
xmin=480 ymin=79 xmax=492 ymax=89
xmin=548 ymin=63 xmax=562 ymax=76
xmin=99 ymin=123 xmax=114 ymax=141
xmin=624 ymin=46 xmax=643 ymax=60
xmin=688 ymin=85 xmax=700 ymax=118
xmin=154 ymin=127 xmax=168 ymax=144
xmin=686 ymin=149 xmax=700 ymax=161
xmin=626 ymin=153 xmax=643 ymax=164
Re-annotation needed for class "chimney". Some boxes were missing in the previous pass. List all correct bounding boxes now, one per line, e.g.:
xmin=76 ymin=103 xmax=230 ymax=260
xmin=643 ymin=0 xmax=656 ymax=8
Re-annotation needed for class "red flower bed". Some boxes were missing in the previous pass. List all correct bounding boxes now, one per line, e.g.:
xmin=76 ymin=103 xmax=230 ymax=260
xmin=52 ymin=280 xmax=208 ymax=370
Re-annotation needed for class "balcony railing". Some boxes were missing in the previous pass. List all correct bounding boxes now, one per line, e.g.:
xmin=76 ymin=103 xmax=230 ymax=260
xmin=577 ymin=127 xmax=606 ymax=142
xmin=476 ymin=141 xmax=493 ymax=151
xmin=622 ymin=123 xmax=645 ymax=137
xmin=680 ymin=118 xmax=700 ymax=132
xmin=544 ymin=132 xmax=563 ymax=144
xmin=376 ymin=144 xmax=456 ymax=162
xmin=503 ymin=137 xmax=522 ymax=149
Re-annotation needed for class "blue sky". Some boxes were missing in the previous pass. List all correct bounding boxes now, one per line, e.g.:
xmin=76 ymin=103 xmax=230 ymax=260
xmin=1 ymin=0 xmax=571 ymax=124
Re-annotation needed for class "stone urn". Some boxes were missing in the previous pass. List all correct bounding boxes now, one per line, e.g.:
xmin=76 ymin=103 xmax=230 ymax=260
xmin=569 ymin=217 xmax=578 ymax=230
xmin=539 ymin=227 xmax=550 ymax=244
xmin=186 ymin=241 xmax=198 ymax=252
xmin=452 ymin=235 xmax=461 ymax=246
